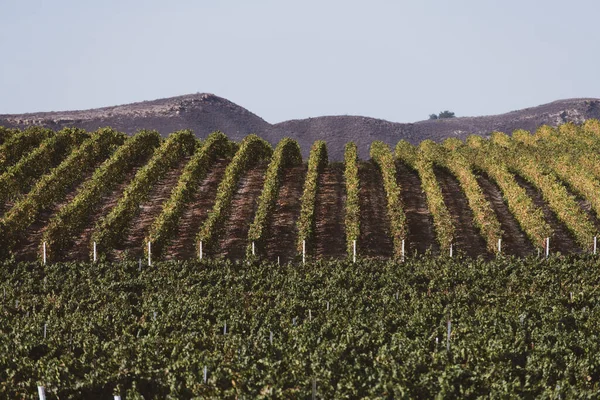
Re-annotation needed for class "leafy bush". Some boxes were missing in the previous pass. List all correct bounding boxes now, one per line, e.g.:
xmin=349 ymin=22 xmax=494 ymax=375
xmin=344 ymin=142 xmax=360 ymax=258
xmin=296 ymin=140 xmax=328 ymax=256
xmin=370 ymin=141 xmax=406 ymax=258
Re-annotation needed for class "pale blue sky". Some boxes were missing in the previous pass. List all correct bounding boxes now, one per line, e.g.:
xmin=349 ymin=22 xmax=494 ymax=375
xmin=1 ymin=0 xmax=598 ymax=123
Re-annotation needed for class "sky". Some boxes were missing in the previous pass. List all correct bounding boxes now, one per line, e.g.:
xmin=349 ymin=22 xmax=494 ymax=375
xmin=1 ymin=0 xmax=599 ymax=124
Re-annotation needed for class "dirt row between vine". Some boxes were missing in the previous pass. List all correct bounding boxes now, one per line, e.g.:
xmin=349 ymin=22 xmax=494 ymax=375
xmin=314 ymin=163 xmax=347 ymax=260
xmin=215 ymin=163 xmax=268 ymax=261
xmin=512 ymin=174 xmax=580 ymax=254
xmin=476 ymin=173 xmax=535 ymax=256
xmin=264 ymin=165 xmax=306 ymax=263
xmin=396 ymin=161 xmax=439 ymax=256
xmin=434 ymin=167 xmax=488 ymax=258
xmin=165 ymin=159 xmax=230 ymax=260
xmin=358 ymin=161 xmax=393 ymax=259
xmin=114 ymin=156 xmax=191 ymax=260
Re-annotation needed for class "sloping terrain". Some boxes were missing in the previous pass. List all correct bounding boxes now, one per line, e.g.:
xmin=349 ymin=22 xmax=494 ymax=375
xmin=2 ymin=93 xmax=599 ymax=160
xmin=1 ymin=121 xmax=600 ymax=262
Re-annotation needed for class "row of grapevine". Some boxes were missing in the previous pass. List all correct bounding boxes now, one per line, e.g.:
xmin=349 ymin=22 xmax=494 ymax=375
xmin=0 ymin=127 xmax=55 ymax=173
xmin=146 ymin=131 xmax=237 ymax=259
xmin=0 ymin=128 xmax=125 ymax=256
xmin=436 ymin=139 xmax=503 ymax=253
xmin=6 ymin=255 xmax=600 ymax=398
xmin=246 ymin=137 xmax=302 ymax=258
xmin=0 ymin=126 xmax=18 ymax=145
xmin=0 ymin=129 xmax=88 ymax=205
xmin=296 ymin=141 xmax=328 ymax=255
xmin=511 ymin=126 xmax=600 ymax=219
xmin=197 ymin=134 xmax=272 ymax=255
xmin=465 ymin=136 xmax=551 ymax=248
xmin=520 ymin=124 xmax=600 ymax=181
xmin=91 ymin=130 xmax=197 ymax=258
xmin=42 ymin=130 xmax=162 ymax=261
xmin=490 ymin=132 xmax=597 ymax=249
xmin=343 ymin=142 xmax=360 ymax=258
xmin=396 ymin=140 xmax=454 ymax=251
xmin=370 ymin=141 xmax=406 ymax=258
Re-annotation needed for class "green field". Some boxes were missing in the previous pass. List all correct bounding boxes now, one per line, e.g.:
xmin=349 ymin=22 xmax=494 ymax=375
xmin=2 ymin=255 xmax=600 ymax=398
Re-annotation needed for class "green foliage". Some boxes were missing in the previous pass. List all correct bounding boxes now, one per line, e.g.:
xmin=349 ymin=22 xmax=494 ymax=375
xmin=197 ymin=134 xmax=273 ymax=255
xmin=0 ymin=126 xmax=19 ymax=146
xmin=91 ymin=130 xmax=196 ymax=258
xmin=489 ymin=131 xmax=597 ymax=250
xmin=438 ymin=110 xmax=455 ymax=119
xmin=370 ymin=141 xmax=406 ymax=258
xmin=397 ymin=140 xmax=455 ymax=251
xmin=0 ymin=129 xmax=88 ymax=205
xmin=434 ymin=140 xmax=503 ymax=254
xmin=296 ymin=140 xmax=328 ymax=256
xmin=43 ymin=130 xmax=162 ymax=261
xmin=0 ymin=126 xmax=54 ymax=174
xmin=0 ymin=128 xmax=125 ymax=256
xmin=344 ymin=142 xmax=360 ymax=258
xmin=465 ymin=136 xmax=551 ymax=249
xmin=147 ymin=131 xmax=236 ymax=259
xmin=246 ymin=138 xmax=302 ymax=258
xmin=2 ymin=255 xmax=600 ymax=398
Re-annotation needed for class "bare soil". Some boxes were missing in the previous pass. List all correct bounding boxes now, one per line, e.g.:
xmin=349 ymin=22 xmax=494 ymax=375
xmin=165 ymin=159 xmax=229 ymax=260
xmin=215 ymin=163 xmax=267 ymax=260
xmin=434 ymin=167 xmax=489 ymax=258
xmin=314 ymin=163 xmax=346 ymax=260
xmin=513 ymin=175 xmax=580 ymax=254
xmin=476 ymin=173 xmax=535 ymax=256
xmin=264 ymin=165 xmax=306 ymax=263
xmin=114 ymin=157 xmax=190 ymax=260
xmin=357 ymin=161 xmax=393 ymax=259
xmin=396 ymin=161 xmax=439 ymax=256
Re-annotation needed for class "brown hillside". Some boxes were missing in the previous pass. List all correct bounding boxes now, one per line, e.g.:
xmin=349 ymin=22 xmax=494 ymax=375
xmin=2 ymin=94 xmax=599 ymax=160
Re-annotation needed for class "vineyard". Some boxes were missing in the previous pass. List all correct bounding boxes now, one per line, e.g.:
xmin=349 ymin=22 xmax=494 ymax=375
xmin=2 ymin=122 xmax=600 ymax=397
xmin=1 ymin=121 xmax=600 ymax=261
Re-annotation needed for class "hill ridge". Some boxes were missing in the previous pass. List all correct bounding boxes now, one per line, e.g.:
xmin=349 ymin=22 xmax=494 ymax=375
xmin=2 ymin=94 xmax=599 ymax=160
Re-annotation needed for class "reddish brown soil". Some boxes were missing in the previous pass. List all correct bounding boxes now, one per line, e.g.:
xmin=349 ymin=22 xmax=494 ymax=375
xmin=396 ymin=161 xmax=439 ymax=256
xmin=264 ymin=165 xmax=306 ymax=263
xmin=114 ymin=157 xmax=190 ymax=260
xmin=434 ymin=167 xmax=489 ymax=258
xmin=513 ymin=175 xmax=580 ymax=254
xmin=215 ymin=163 xmax=267 ymax=260
xmin=357 ymin=161 xmax=393 ymax=259
xmin=13 ymin=171 xmax=95 ymax=262
xmin=0 ymin=200 xmax=15 ymax=219
xmin=476 ymin=173 xmax=535 ymax=256
xmin=314 ymin=163 xmax=346 ymax=260
xmin=63 ymin=166 xmax=143 ymax=262
xmin=165 ymin=159 xmax=229 ymax=260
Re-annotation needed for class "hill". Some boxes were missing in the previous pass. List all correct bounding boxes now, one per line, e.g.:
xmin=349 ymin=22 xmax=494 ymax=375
xmin=1 ymin=94 xmax=599 ymax=160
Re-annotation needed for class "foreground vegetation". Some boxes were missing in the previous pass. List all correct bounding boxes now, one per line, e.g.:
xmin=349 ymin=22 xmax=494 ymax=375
xmin=2 ymin=256 xmax=600 ymax=398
